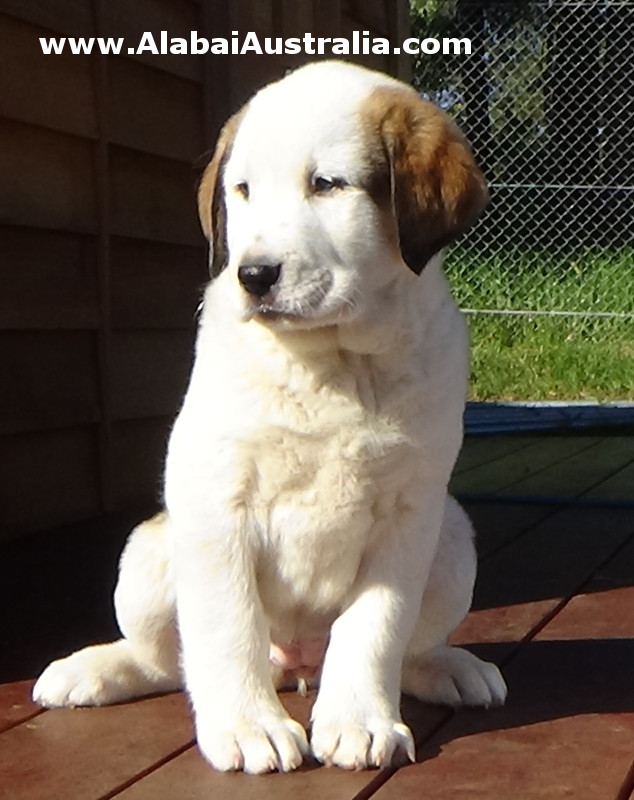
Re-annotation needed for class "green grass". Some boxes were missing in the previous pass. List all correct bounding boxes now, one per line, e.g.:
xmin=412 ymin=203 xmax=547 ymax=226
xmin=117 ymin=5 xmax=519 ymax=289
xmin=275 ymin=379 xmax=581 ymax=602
xmin=444 ymin=247 xmax=634 ymax=402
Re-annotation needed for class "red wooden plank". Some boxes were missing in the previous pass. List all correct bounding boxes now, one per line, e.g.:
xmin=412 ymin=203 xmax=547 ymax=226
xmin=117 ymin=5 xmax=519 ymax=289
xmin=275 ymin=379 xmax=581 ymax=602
xmin=375 ymin=607 xmax=634 ymax=799
xmin=3 ymin=448 xmax=631 ymax=798
xmin=537 ymin=531 xmax=634 ymax=641
xmin=0 ymin=681 xmax=42 ymax=733
xmin=113 ymin=745 xmax=377 ymax=800
xmin=373 ymin=487 xmax=634 ymax=799
xmin=452 ymin=435 xmax=544 ymax=476
xmin=538 ymin=586 xmax=634 ymax=642
xmin=466 ymin=501 xmax=556 ymax=558
xmin=450 ymin=436 xmax=600 ymax=497
xmin=375 ymin=709 xmax=634 ymax=799
xmin=584 ymin=458 xmax=634 ymax=503
xmin=498 ymin=436 xmax=634 ymax=500
xmin=450 ymin=601 xmax=555 ymax=651
xmin=456 ymin=506 xmax=634 ymax=649
xmin=0 ymin=691 xmax=192 ymax=800
xmin=0 ymin=686 xmax=379 ymax=800
xmin=113 ymin=691 xmax=381 ymax=800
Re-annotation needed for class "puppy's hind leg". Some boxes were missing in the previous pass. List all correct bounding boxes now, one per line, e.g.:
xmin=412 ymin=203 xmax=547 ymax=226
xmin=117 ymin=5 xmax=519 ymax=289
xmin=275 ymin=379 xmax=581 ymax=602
xmin=401 ymin=497 xmax=507 ymax=708
xmin=33 ymin=513 xmax=181 ymax=708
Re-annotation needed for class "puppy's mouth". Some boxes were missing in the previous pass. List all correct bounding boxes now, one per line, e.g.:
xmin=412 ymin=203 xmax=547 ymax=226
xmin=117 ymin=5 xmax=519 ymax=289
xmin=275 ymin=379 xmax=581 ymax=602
xmin=244 ymin=300 xmax=355 ymax=332
xmin=242 ymin=289 xmax=330 ymax=326
xmin=242 ymin=301 xmax=303 ymax=324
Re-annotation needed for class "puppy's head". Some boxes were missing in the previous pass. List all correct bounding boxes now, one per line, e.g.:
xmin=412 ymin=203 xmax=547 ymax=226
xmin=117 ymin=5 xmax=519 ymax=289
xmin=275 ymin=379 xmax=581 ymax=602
xmin=197 ymin=61 xmax=487 ymax=328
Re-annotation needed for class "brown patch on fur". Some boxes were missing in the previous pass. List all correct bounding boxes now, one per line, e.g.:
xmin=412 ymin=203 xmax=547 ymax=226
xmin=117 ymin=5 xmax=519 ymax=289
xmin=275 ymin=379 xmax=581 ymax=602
xmin=197 ymin=105 xmax=248 ymax=277
xmin=360 ymin=86 xmax=488 ymax=274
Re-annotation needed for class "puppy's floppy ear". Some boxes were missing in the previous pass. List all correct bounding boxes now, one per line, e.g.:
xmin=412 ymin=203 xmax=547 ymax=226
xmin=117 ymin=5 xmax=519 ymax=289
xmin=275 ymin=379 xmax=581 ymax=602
xmin=371 ymin=87 xmax=488 ymax=275
xmin=197 ymin=106 xmax=247 ymax=277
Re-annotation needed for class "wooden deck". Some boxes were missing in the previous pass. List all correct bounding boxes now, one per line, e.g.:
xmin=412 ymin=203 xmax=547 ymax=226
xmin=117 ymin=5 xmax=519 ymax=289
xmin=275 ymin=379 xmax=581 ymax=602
xmin=1 ymin=433 xmax=633 ymax=800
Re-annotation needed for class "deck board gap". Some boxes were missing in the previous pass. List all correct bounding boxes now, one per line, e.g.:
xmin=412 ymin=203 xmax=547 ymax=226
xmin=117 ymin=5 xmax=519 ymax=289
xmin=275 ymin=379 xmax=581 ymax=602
xmin=349 ymin=766 xmax=400 ymax=800
xmin=578 ymin=456 xmax=634 ymax=502
xmin=476 ymin=503 xmax=566 ymax=563
xmin=454 ymin=435 xmax=546 ymax=476
xmin=450 ymin=436 xmax=603 ymax=497
xmin=489 ymin=437 xmax=603 ymax=497
xmin=0 ymin=707 xmax=45 ymax=735
xmin=615 ymin=758 xmax=634 ymax=800
xmin=499 ymin=529 xmax=634 ymax=665
xmin=100 ymin=740 xmax=195 ymax=800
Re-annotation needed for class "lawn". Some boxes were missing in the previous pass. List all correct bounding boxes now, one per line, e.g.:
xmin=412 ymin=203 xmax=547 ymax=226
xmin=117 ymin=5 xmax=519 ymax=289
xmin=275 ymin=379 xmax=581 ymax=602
xmin=445 ymin=247 xmax=634 ymax=402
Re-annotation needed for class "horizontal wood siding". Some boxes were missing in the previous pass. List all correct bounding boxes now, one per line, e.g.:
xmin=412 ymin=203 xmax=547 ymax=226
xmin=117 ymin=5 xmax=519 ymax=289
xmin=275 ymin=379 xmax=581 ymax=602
xmin=111 ymin=417 xmax=172 ymax=508
xmin=0 ymin=228 xmax=100 ymax=330
xmin=0 ymin=0 xmax=409 ymax=540
xmin=110 ymin=238 xmax=205 ymax=329
xmin=108 ymin=60 xmax=204 ymax=162
xmin=0 ymin=428 xmax=102 ymax=535
xmin=0 ymin=332 xmax=101 ymax=436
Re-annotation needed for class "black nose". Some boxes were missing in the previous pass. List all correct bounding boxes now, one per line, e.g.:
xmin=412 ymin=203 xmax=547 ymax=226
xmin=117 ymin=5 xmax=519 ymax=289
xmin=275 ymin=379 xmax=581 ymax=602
xmin=238 ymin=263 xmax=281 ymax=297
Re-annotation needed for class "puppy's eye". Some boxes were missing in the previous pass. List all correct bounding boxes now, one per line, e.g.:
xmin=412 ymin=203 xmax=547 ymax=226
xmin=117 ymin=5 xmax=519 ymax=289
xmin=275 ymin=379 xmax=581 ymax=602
xmin=235 ymin=181 xmax=249 ymax=199
xmin=312 ymin=175 xmax=347 ymax=194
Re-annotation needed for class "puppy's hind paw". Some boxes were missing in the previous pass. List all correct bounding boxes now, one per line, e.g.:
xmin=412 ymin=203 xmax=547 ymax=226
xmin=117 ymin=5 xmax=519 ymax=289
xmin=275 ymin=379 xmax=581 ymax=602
xmin=33 ymin=640 xmax=172 ymax=708
xmin=402 ymin=645 xmax=507 ymax=708
xmin=34 ymin=657 xmax=115 ymax=708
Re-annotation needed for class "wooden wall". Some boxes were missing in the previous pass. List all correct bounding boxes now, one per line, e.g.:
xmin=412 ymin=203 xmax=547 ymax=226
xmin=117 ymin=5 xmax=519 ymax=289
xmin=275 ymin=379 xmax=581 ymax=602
xmin=0 ymin=0 xmax=410 ymax=541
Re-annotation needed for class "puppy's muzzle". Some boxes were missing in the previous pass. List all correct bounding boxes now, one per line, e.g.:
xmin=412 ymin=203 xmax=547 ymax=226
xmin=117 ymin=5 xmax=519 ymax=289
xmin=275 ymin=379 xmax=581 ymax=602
xmin=238 ymin=262 xmax=281 ymax=298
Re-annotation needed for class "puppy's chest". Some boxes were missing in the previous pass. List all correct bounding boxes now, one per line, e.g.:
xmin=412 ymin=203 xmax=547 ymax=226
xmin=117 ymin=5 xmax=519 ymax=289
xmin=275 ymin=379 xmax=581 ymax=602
xmin=251 ymin=411 xmax=408 ymax=515
xmin=245 ymin=364 xmax=421 ymax=611
xmin=249 ymin=365 xmax=418 ymax=514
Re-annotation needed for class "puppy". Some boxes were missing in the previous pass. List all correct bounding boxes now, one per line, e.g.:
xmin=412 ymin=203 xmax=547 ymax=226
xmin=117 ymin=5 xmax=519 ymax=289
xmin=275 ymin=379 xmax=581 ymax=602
xmin=33 ymin=60 xmax=506 ymax=773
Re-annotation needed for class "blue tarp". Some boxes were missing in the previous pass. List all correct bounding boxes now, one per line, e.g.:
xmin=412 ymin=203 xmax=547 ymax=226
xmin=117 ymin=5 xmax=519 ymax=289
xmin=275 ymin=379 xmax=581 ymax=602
xmin=464 ymin=401 xmax=634 ymax=435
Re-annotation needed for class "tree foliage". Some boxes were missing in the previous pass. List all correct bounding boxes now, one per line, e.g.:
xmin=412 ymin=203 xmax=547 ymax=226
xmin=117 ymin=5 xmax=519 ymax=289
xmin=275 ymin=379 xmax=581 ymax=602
xmin=410 ymin=0 xmax=537 ymax=95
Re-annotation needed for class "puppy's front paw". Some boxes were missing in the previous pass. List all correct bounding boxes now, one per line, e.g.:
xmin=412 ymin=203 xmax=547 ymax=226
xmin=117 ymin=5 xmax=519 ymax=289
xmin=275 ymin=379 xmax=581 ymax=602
xmin=310 ymin=715 xmax=415 ymax=770
xmin=196 ymin=713 xmax=309 ymax=774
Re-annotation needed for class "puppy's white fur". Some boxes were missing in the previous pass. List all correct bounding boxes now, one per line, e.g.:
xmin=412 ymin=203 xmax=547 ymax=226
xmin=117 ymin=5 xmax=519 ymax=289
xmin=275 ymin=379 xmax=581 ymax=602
xmin=33 ymin=61 xmax=506 ymax=774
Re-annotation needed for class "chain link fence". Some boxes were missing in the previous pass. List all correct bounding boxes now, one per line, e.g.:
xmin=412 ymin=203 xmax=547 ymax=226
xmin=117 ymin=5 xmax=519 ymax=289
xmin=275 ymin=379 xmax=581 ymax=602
xmin=413 ymin=0 xmax=634 ymax=402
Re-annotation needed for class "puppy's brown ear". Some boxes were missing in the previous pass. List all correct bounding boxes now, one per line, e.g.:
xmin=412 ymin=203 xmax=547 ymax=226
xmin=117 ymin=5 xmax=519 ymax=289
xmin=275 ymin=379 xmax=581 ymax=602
xmin=372 ymin=87 xmax=488 ymax=275
xmin=197 ymin=107 xmax=246 ymax=277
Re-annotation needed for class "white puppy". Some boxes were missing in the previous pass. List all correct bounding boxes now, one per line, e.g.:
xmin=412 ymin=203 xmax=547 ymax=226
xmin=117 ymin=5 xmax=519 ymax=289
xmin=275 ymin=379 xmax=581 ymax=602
xmin=33 ymin=60 xmax=506 ymax=774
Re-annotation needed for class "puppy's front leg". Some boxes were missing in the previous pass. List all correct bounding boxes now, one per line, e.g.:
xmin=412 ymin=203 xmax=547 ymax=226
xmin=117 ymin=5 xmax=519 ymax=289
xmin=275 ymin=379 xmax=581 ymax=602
xmin=174 ymin=527 xmax=308 ymax=773
xmin=311 ymin=501 xmax=444 ymax=770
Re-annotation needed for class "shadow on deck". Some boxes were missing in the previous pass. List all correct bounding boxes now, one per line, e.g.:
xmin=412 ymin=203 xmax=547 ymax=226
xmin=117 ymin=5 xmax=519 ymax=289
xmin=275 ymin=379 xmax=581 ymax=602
xmin=1 ymin=432 xmax=633 ymax=799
